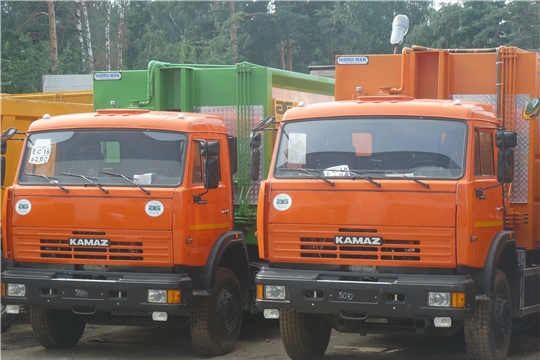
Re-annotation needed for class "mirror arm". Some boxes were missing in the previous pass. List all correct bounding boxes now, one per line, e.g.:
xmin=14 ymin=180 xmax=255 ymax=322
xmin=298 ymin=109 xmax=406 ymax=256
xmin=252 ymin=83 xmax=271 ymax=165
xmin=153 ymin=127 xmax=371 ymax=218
xmin=193 ymin=190 xmax=209 ymax=204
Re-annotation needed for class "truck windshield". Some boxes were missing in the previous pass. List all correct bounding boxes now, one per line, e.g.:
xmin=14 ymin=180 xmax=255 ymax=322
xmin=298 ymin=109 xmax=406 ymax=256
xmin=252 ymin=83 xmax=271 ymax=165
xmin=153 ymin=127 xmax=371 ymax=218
xmin=19 ymin=129 xmax=186 ymax=187
xmin=274 ymin=118 xmax=466 ymax=180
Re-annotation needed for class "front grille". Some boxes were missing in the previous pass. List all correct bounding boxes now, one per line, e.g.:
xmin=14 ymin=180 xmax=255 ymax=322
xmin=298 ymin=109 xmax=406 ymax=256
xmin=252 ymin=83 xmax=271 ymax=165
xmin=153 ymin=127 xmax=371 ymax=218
xmin=40 ymin=239 xmax=144 ymax=261
xmin=12 ymin=228 xmax=173 ymax=266
xmin=270 ymin=225 xmax=454 ymax=267
xmin=300 ymin=237 xmax=420 ymax=261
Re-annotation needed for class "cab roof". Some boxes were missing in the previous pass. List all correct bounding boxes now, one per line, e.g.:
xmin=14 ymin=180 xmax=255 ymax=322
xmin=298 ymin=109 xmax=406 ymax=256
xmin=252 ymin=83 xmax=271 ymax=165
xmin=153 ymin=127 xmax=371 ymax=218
xmin=28 ymin=109 xmax=227 ymax=133
xmin=283 ymin=98 xmax=498 ymax=124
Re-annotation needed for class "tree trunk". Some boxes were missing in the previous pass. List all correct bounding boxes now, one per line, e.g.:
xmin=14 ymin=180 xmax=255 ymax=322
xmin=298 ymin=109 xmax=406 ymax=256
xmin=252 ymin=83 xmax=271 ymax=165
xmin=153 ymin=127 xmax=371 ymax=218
xmin=287 ymin=38 xmax=292 ymax=71
xmin=75 ymin=0 xmax=86 ymax=72
xmin=286 ymin=1 xmax=292 ymax=71
xmin=279 ymin=41 xmax=285 ymax=70
xmin=105 ymin=1 xmax=111 ymax=71
xmin=229 ymin=1 xmax=238 ymax=63
xmin=81 ymin=0 xmax=94 ymax=72
xmin=117 ymin=1 xmax=125 ymax=70
xmin=47 ymin=0 xmax=58 ymax=73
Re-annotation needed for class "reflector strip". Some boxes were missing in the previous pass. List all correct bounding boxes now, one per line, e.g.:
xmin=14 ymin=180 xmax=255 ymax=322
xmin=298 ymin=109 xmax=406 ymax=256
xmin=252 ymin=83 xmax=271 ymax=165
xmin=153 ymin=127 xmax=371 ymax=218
xmin=190 ymin=223 xmax=229 ymax=231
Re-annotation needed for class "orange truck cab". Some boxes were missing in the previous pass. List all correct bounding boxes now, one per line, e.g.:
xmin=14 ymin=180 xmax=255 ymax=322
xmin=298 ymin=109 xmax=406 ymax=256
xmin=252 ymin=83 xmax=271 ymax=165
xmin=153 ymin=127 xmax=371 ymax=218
xmin=1 ymin=109 xmax=245 ymax=353
xmin=255 ymin=46 xmax=540 ymax=360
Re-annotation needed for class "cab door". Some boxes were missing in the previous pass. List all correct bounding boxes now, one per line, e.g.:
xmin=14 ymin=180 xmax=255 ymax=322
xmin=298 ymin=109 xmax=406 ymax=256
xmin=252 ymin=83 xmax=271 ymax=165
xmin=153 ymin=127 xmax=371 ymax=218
xmin=187 ymin=136 xmax=233 ymax=265
xmin=468 ymin=127 xmax=504 ymax=266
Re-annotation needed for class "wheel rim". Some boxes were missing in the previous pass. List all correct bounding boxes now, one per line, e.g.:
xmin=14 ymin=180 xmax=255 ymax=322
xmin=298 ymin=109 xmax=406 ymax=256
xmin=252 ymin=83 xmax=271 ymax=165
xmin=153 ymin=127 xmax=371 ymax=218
xmin=216 ymin=289 xmax=240 ymax=337
xmin=494 ymin=295 xmax=511 ymax=348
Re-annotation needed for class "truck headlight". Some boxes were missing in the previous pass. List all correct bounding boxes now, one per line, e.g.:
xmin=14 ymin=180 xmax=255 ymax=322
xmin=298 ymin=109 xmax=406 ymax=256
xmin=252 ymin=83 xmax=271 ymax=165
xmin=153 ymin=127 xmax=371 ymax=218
xmin=6 ymin=284 xmax=26 ymax=297
xmin=428 ymin=292 xmax=451 ymax=307
xmin=264 ymin=285 xmax=286 ymax=300
xmin=428 ymin=292 xmax=465 ymax=308
xmin=147 ymin=289 xmax=180 ymax=304
xmin=147 ymin=290 xmax=167 ymax=303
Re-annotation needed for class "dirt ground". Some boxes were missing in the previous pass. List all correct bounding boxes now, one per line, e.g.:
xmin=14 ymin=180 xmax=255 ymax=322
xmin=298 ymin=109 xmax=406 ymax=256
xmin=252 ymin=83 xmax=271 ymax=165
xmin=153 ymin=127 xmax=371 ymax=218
xmin=1 ymin=312 xmax=538 ymax=360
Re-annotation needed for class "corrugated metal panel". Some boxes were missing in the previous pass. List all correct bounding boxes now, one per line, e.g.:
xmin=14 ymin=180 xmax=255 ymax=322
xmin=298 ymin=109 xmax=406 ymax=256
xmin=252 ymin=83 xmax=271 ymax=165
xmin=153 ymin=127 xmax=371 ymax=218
xmin=453 ymin=94 xmax=529 ymax=204
xmin=43 ymin=74 xmax=93 ymax=92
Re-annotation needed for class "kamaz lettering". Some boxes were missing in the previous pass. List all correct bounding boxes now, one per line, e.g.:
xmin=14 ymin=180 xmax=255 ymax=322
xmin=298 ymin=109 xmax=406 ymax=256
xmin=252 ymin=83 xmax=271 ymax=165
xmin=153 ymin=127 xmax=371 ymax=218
xmin=333 ymin=236 xmax=382 ymax=245
xmin=68 ymin=238 xmax=110 ymax=247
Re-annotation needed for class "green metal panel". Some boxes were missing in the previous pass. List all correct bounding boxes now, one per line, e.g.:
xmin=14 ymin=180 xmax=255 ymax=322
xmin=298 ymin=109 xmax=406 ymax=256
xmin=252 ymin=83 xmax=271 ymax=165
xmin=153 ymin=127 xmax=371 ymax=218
xmin=93 ymin=70 xmax=148 ymax=110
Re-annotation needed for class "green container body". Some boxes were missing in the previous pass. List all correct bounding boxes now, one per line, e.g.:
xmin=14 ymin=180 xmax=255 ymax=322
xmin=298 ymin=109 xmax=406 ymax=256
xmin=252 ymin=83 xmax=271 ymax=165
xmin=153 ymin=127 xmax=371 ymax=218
xmin=93 ymin=62 xmax=334 ymax=245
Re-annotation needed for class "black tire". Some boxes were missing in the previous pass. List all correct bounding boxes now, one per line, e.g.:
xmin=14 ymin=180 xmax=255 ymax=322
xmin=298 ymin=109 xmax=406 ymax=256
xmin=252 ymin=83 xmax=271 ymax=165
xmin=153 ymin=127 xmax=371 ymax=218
xmin=279 ymin=309 xmax=332 ymax=360
xmin=1 ymin=303 xmax=16 ymax=333
xmin=30 ymin=306 xmax=86 ymax=349
xmin=190 ymin=267 xmax=242 ymax=356
xmin=464 ymin=270 xmax=512 ymax=360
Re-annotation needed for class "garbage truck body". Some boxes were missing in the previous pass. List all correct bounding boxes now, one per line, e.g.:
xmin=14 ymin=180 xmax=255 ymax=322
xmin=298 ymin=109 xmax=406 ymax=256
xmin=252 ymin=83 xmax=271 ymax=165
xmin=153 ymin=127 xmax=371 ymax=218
xmin=255 ymin=47 xmax=540 ymax=360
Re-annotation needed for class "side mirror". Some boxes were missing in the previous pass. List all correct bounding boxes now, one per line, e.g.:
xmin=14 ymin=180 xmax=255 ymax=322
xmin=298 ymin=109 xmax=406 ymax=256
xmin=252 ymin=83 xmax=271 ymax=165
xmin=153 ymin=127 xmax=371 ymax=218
xmin=496 ymin=130 xmax=517 ymax=149
xmin=250 ymin=132 xmax=261 ymax=149
xmin=497 ymin=148 xmax=514 ymax=184
xmin=1 ymin=156 xmax=5 ymax=187
xmin=200 ymin=140 xmax=220 ymax=157
xmin=252 ymin=116 xmax=276 ymax=132
xmin=228 ymin=136 xmax=238 ymax=176
xmin=249 ymin=149 xmax=261 ymax=181
xmin=523 ymin=97 xmax=540 ymax=120
xmin=1 ymin=127 xmax=17 ymax=143
xmin=204 ymin=157 xmax=220 ymax=189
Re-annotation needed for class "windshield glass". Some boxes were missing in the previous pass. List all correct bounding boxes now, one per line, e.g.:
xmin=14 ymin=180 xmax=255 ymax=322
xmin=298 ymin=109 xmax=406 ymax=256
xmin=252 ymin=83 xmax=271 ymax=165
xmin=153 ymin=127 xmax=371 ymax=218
xmin=19 ymin=129 xmax=186 ymax=187
xmin=274 ymin=118 xmax=467 ymax=179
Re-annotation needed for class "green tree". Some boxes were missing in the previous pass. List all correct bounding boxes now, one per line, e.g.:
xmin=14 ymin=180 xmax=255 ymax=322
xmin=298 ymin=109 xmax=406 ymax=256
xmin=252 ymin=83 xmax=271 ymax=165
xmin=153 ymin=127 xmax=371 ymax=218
xmin=1 ymin=33 xmax=51 ymax=93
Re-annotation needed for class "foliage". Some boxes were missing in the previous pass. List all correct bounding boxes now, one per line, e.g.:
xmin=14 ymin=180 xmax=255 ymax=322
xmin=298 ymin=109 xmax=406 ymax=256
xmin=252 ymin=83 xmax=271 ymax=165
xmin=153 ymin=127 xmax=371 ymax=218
xmin=1 ymin=33 xmax=51 ymax=93
xmin=1 ymin=0 xmax=539 ymax=94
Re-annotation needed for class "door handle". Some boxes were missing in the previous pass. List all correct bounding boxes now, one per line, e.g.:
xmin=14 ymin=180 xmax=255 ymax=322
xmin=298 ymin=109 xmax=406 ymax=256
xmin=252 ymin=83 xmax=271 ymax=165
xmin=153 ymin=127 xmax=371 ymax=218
xmin=222 ymin=209 xmax=230 ymax=214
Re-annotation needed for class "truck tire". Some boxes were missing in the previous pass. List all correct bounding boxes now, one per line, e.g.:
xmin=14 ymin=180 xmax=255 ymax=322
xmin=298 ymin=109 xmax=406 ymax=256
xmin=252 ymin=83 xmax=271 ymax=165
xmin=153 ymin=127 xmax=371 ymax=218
xmin=1 ymin=303 xmax=16 ymax=333
xmin=464 ymin=270 xmax=512 ymax=360
xmin=279 ymin=309 xmax=331 ymax=360
xmin=29 ymin=306 xmax=86 ymax=349
xmin=190 ymin=267 xmax=242 ymax=356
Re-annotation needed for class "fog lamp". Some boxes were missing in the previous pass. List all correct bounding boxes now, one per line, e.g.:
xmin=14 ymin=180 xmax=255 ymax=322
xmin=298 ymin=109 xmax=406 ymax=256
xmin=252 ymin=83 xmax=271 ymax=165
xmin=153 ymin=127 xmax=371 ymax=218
xmin=152 ymin=311 xmax=168 ymax=321
xmin=6 ymin=305 xmax=20 ymax=314
xmin=264 ymin=309 xmax=280 ymax=319
xmin=434 ymin=317 xmax=452 ymax=328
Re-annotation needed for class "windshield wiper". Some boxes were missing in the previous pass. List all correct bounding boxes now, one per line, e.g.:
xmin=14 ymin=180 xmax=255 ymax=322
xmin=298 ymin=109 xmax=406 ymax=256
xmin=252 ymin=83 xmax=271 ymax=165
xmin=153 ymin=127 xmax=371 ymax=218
xmin=347 ymin=171 xmax=382 ymax=188
xmin=100 ymin=171 xmax=151 ymax=195
xmin=294 ymin=168 xmax=335 ymax=187
xmin=61 ymin=172 xmax=109 ymax=194
xmin=23 ymin=173 xmax=69 ymax=193
xmin=383 ymin=171 xmax=430 ymax=189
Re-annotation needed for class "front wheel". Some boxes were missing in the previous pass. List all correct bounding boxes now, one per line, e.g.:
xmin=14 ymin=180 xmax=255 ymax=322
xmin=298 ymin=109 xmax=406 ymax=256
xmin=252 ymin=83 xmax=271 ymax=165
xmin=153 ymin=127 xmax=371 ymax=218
xmin=190 ymin=267 xmax=242 ymax=356
xmin=464 ymin=270 xmax=512 ymax=360
xmin=280 ymin=309 xmax=332 ymax=360
xmin=30 ymin=306 xmax=86 ymax=349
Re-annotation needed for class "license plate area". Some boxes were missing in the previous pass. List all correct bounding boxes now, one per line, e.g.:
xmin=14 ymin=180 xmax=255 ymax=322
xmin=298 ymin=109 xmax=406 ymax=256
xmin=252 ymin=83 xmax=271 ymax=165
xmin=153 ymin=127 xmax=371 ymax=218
xmin=328 ymin=289 xmax=378 ymax=304
xmin=61 ymin=287 xmax=104 ymax=300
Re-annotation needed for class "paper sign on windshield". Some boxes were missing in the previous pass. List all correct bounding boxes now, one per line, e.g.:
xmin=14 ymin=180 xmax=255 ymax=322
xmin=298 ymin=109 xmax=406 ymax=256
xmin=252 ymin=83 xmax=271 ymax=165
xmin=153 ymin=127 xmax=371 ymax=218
xmin=323 ymin=165 xmax=350 ymax=177
xmin=29 ymin=139 xmax=52 ymax=165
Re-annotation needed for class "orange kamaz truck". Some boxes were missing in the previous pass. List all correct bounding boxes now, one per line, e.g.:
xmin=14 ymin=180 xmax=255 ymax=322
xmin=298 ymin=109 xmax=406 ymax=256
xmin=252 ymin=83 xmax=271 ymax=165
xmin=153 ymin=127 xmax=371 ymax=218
xmin=1 ymin=62 xmax=333 ymax=355
xmin=254 ymin=45 xmax=540 ymax=360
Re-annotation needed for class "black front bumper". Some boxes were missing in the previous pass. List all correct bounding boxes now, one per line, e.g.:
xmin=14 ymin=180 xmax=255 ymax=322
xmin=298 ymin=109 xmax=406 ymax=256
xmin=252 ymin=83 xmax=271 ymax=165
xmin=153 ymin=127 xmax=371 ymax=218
xmin=256 ymin=267 xmax=475 ymax=321
xmin=1 ymin=268 xmax=193 ymax=316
